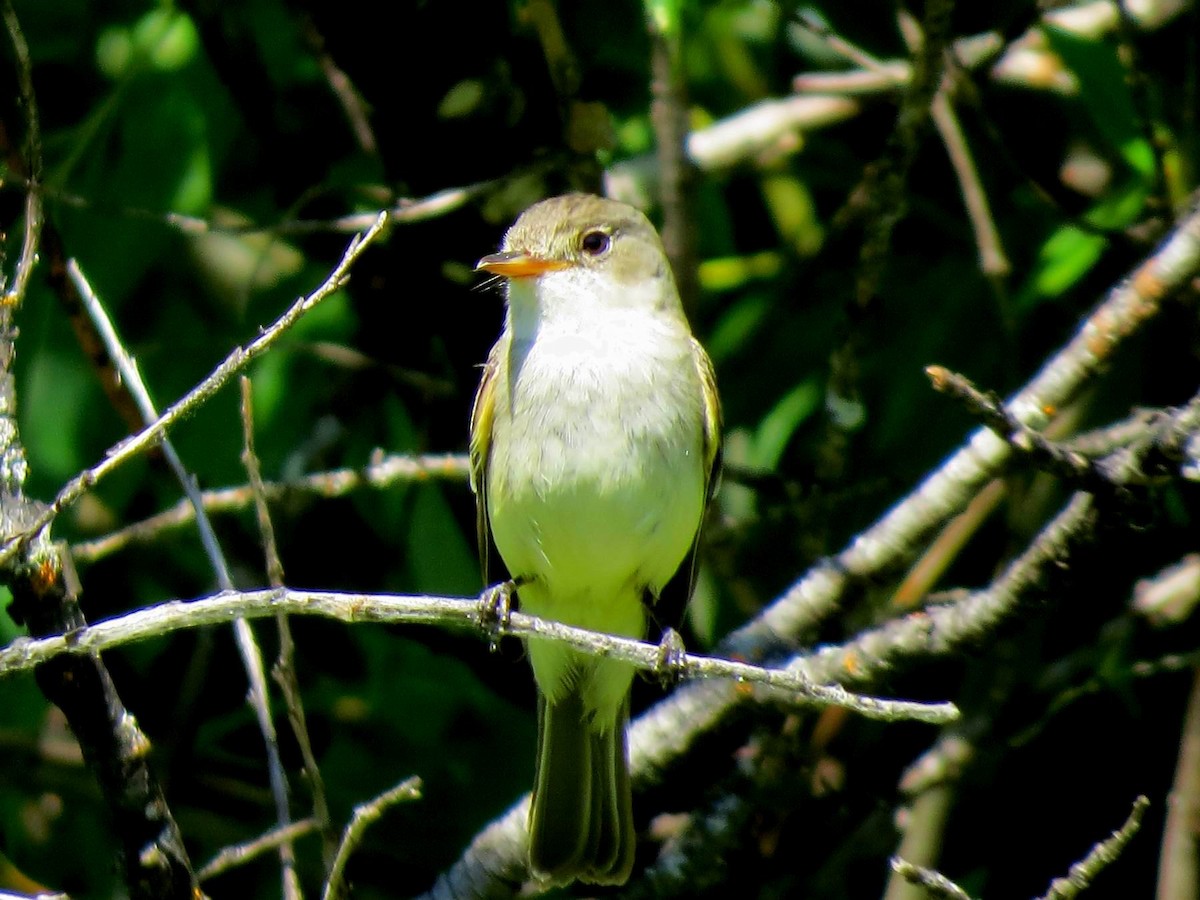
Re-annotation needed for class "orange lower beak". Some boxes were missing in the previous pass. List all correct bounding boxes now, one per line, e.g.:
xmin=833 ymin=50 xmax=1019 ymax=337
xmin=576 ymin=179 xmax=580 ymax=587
xmin=476 ymin=251 xmax=572 ymax=278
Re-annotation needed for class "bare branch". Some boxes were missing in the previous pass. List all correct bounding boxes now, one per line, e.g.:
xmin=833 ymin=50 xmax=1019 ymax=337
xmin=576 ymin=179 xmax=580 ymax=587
xmin=1038 ymin=796 xmax=1150 ymax=899
xmin=197 ymin=818 xmax=320 ymax=883
xmin=299 ymin=13 xmax=377 ymax=156
xmin=69 ymin=261 xmax=299 ymax=896
xmin=322 ymin=778 xmax=423 ymax=900
xmin=1158 ymin=667 xmax=1200 ymax=897
xmin=0 ymin=586 xmax=958 ymax=726
xmin=0 ymin=0 xmax=43 ymax=309
xmin=930 ymin=86 xmax=1009 ymax=280
xmin=71 ymin=452 xmax=469 ymax=563
xmin=0 ymin=212 xmax=389 ymax=567
xmin=889 ymin=857 xmax=974 ymax=900
xmin=240 ymin=376 xmax=336 ymax=869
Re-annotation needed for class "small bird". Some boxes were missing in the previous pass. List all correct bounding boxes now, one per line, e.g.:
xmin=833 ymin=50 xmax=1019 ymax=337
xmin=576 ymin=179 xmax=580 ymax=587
xmin=470 ymin=193 xmax=721 ymax=885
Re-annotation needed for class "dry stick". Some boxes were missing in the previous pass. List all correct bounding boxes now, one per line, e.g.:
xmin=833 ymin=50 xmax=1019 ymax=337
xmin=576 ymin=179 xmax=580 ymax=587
xmin=197 ymin=818 xmax=320 ymax=884
xmin=889 ymin=858 xmax=974 ymax=900
xmin=925 ymin=365 xmax=1103 ymax=485
xmin=884 ymin=776 xmax=961 ymax=900
xmin=239 ymin=378 xmax=286 ymax=588
xmin=71 ymin=452 xmax=470 ymax=564
xmin=929 ymin=84 xmax=1009 ymax=280
xmin=0 ymin=588 xmax=959 ymax=726
xmin=890 ymin=479 xmax=1006 ymax=609
xmin=239 ymin=376 xmax=336 ymax=868
xmin=793 ymin=0 xmax=1187 ymax=97
xmin=931 ymin=367 xmax=1200 ymax=487
xmin=7 ymin=159 xmax=564 ymax=240
xmin=1157 ymin=669 xmax=1200 ymax=898
xmin=0 ymin=0 xmax=42 ymax=309
xmin=45 ymin=223 xmax=155 ymax=437
xmin=428 ymin=198 xmax=1200 ymax=897
xmin=322 ymin=778 xmax=423 ymax=900
xmin=68 ymin=261 xmax=300 ymax=900
xmin=299 ymin=13 xmax=376 ymax=156
xmin=0 ymin=6 xmax=198 ymax=898
xmin=891 ymin=399 xmax=1089 ymax=611
xmin=0 ymin=211 xmax=389 ymax=569
xmin=788 ymin=492 xmax=1098 ymax=701
xmin=73 ymin=451 xmax=787 ymax=568
xmin=1038 ymin=796 xmax=1150 ymax=900
xmin=821 ymin=0 xmax=954 ymax=487
xmin=1133 ymin=553 xmax=1200 ymax=626
xmin=646 ymin=4 xmax=699 ymax=319
xmin=851 ymin=0 xmax=953 ymax=309
xmin=796 ymin=9 xmax=898 ymax=75
xmin=885 ymin=727 xmax=978 ymax=900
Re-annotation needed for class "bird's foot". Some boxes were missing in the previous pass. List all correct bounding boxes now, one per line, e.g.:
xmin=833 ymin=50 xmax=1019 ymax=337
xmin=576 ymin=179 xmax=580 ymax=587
xmin=652 ymin=627 xmax=688 ymax=689
xmin=477 ymin=578 xmax=521 ymax=651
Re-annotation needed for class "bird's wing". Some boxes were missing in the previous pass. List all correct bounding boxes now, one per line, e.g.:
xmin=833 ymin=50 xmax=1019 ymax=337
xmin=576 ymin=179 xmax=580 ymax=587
xmin=469 ymin=342 xmax=506 ymax=585
xmin=694 ymin=336 xmax=724 ymax=508
xmin=650 ymin=338 xmax=723 ymax=633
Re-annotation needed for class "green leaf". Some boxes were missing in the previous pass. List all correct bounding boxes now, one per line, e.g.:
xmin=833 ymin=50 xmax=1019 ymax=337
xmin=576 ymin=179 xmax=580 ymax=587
xmin=749 ymin=378 xmax=820 ymax=470
xmin=1017 ymin=225 xmax=1106 ymax=311
xmin=706 ymin=291 xmax=771 ymax=362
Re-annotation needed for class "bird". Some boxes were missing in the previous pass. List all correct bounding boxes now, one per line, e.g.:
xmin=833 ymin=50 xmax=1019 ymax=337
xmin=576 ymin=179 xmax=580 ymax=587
xmin=470 ymin=193 xmax=721 ymax=885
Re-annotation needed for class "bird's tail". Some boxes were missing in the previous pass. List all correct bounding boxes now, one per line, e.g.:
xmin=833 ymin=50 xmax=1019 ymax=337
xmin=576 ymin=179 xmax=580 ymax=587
xmin=528 ymin=692 xmax=635 ymax=885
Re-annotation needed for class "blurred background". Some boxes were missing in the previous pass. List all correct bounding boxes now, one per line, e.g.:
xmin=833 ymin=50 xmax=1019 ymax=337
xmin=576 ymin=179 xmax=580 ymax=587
xmin=0 ymin=0 xmax=1198 ymax=897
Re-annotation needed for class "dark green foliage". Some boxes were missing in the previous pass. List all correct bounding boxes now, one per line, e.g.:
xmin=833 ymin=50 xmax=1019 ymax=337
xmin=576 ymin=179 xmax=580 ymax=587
xmin=0 ymin=1 xmax=1196 ymax=897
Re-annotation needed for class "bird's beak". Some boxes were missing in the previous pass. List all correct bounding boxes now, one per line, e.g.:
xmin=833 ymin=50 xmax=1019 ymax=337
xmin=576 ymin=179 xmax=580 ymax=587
xmin=476 ymin=251 xmax=572 ymax=278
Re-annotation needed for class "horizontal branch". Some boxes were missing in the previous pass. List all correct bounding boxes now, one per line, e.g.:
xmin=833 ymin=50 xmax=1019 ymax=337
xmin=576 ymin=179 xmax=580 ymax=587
xmin=0 ymin=587 xmax=958 ymax=726
xmin=71 ymin=452 xmax=471 ymax=563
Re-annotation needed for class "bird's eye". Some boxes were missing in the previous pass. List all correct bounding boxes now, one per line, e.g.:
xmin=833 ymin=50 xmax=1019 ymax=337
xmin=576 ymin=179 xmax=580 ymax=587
xmin=580 ymin=230 xmax=611 ymax=256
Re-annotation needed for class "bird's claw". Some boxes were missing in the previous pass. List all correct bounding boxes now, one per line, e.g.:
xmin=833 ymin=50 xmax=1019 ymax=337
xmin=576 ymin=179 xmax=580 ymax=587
xmin=653 ymin=627 xmax=688 ymax=688
xmin=478 ymin=579 xmax=519 ymax=650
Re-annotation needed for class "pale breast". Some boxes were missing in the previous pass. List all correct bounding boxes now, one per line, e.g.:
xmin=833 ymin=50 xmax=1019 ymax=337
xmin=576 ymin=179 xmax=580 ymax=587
xmin=486 ymin=312 xmax=706 ymax=601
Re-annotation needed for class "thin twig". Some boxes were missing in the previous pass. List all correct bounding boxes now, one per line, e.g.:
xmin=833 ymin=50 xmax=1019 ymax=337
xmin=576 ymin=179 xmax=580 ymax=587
xmin=1157 ymin=668 xmax=1200 ymax=897
xmin=851 ymin=0 xmax=955 ymax=308
xmin=44 ymin=224 xmax=152 ymax=436
xmin=0 ymin=212 xmax=389 ymax=568
xmin=299 ymin=13 xmax=377 ymax=156
xmin=322 ymin=778 xmax=423 ymax=900
xmin=0 ymin=164 xmax=557 ymax=238
xmin=925 ymin=365 xmax=1100 ymax=484
xmin=1132 ymin=553 xmax=1200 ymax=626
xmin=70 ymin=452 xmax=469 ymax=563
xmin=890 ymin=479 xmax=1006 ymax=609
xmin=240 ymin=376 xmax=335 ymax=868
xmin=239 ymin=377 xmax=286 ymax=587
xmin=929 ymin=85 xmax=1009 ymax=279
xmin=1038 ymin=796 xmax=1150 ymax=899
xmin=646 ymin=3 xmax=699 ymax=317
xmin=929 ymin=366 xmax=1200 ymax=489
xmin=793 ymin=2 xmax=1188 ymax=98
xmin=889 ymin=857 xmax=974 ymax=900
xmin=66 ymin=261 xmax=239 ymax=589
xmin=0 ymin=0 xmax=43 ymax=309
xmin=68 ymin=259 xmax=299 ymax=899
xmin=885 ymin=732 xmax=976 ymax=900
xmin=0 ymin=5 xmax=199 ymax=897
xmin=796 ymin=9 xmax=898 ymax=75
xmin=197 ymin=817 xmax=320 ymax=883
xmin=0 ymin=586 xmax=960 ymax=725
